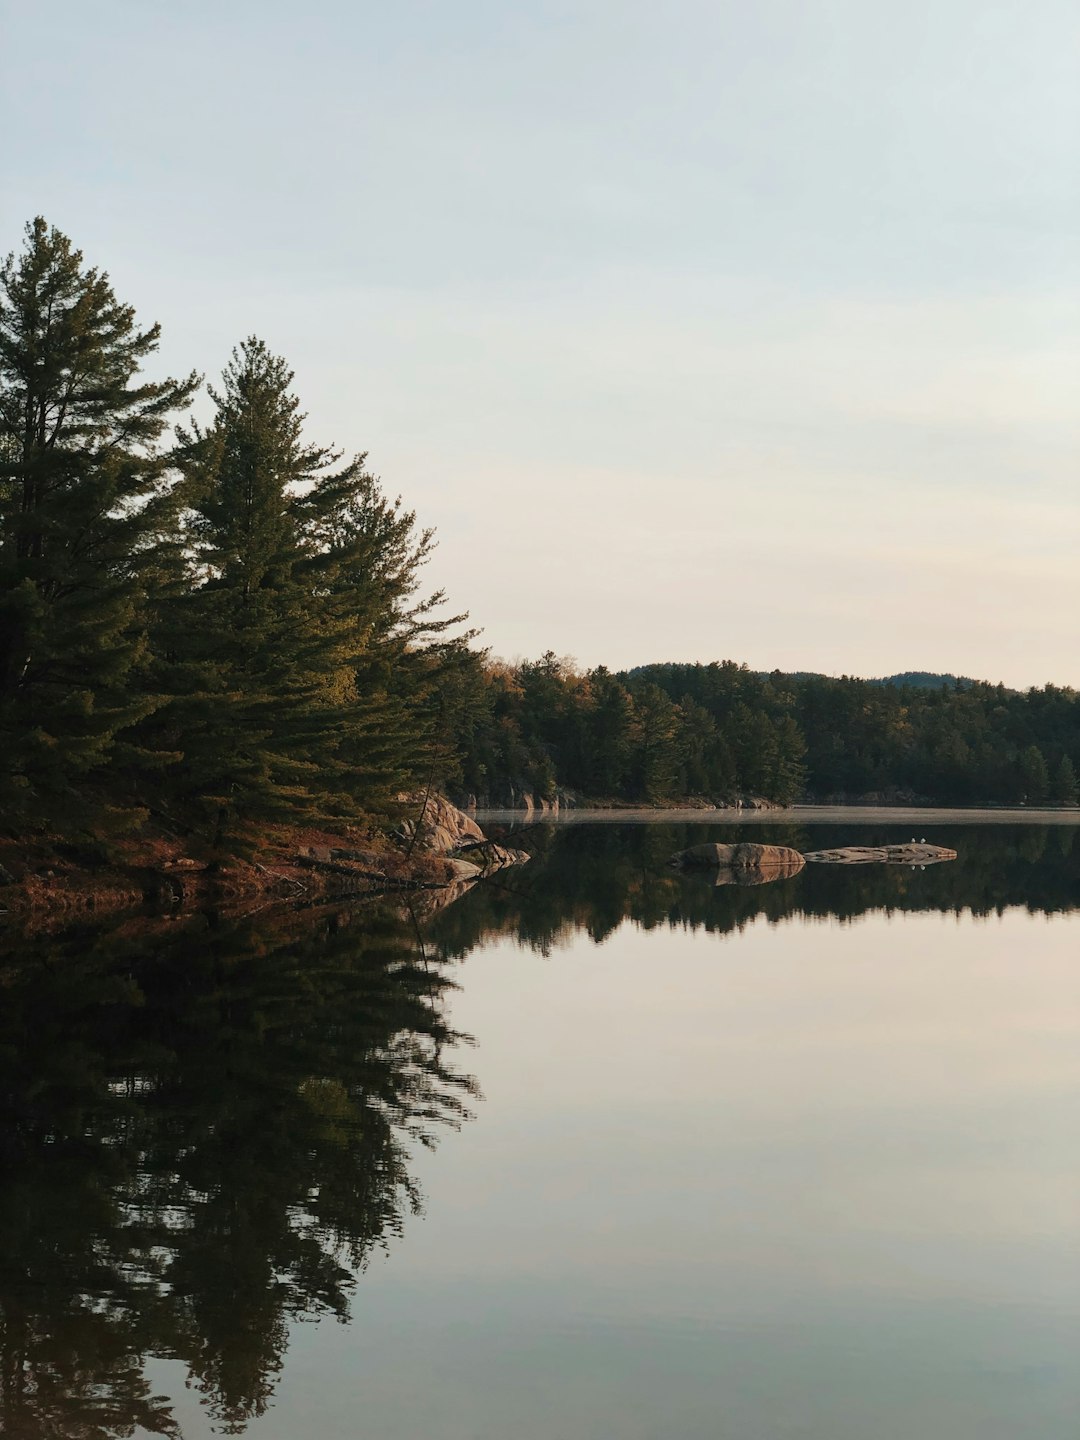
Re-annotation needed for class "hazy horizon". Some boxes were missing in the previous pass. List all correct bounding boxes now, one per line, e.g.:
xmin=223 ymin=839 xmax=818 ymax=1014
xmin=4 ymin=1 xmax=1077 ymax=689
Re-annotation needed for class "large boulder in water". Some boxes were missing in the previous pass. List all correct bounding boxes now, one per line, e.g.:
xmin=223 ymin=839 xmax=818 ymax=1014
xmin=670 ymin=841 xmax=805 ymax=878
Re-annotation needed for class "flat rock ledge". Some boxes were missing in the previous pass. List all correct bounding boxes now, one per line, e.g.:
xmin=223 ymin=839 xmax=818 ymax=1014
xmin=802 ymin=843 xmax=957 ymax=865
xmin=670 ymin=842 xmax=806 ymax=879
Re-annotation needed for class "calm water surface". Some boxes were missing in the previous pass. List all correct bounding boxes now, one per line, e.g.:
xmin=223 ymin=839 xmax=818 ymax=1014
xmin=2 ymin=819 xmax=1079 ymax=1438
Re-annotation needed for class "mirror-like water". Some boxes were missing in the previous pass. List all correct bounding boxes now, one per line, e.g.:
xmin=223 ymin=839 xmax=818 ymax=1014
xmin=2 ymin=819 xmax=1078 ymax=1438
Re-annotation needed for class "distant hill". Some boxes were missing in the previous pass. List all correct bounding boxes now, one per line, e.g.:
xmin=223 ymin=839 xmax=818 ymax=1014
xmin=757 ymin=670 xmax=982 ymax=691
xmin=869 ymin=672 xmax=979 ymax=690
xmin=629 ymin=664 xmax=989 ymax=691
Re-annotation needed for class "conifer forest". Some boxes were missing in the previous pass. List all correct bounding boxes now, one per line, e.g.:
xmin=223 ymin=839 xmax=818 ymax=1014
xmin=1 ymin=218 xmax=1078 ymax=853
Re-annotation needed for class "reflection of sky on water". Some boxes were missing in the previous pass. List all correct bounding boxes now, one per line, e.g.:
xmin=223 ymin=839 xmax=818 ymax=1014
xmin=163 ymin=906 xmax=1079 ymax=1440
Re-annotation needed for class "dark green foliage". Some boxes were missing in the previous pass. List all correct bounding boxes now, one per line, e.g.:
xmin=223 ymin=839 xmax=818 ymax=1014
xmin=0 ymin=218 xmax=198 ymax=828
xmin=867 ymin=671 xmax=978 ymax=690
xmin=448 ymin=657 xmax=809 ymax=806
xmin=632 ymin=683 xmax=681 ymax=801
xmin=0 ymin=217 xmax=471 ymax=845
xmin=585 ymin=666 xmax=635 ymax=794
xmin=143 ymin=339 xmax=465 ymax=844
xmin=150 ymin=338 xmax=365 ymax=838
xmin=1052 ymin=754 xmax=1078 ymax=806
xmin=3 ymin=214 xmax=1078 ymax=839
xmin=450 ymin=658 xmax=1080 ymax=809
xmin=1019 ymin=744 xmax=1050 ymax=805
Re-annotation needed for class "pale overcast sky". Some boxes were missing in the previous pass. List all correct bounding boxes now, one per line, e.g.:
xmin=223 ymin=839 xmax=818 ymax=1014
xmin=3 ymin=1 xmax=1078 ymax=687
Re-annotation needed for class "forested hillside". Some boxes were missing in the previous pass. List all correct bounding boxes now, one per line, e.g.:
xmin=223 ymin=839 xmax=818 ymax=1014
xmin=2 ymin=217 xmax=1077 ymax=852
xmin=448 ymin=658 xmax=1079 ymax=809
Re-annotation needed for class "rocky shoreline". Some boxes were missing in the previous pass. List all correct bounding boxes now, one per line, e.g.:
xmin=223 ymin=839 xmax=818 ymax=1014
xmin=0 ymin=795 xmax=528 ymax=926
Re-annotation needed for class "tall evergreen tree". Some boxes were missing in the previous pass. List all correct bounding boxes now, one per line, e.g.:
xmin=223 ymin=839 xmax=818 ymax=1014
xmin=153 ymin=338 xmax=461 ymax=843
xmin=304 ymin=462 xmax=474 ymax=810
xmin=1018 ymin=744 xmax=1050 ymax=805
xmin=152 ymin=339 xmax=352 ymax=839
xmin=0 ymin=218 xmax=198 ymax=829
xmin=1051 ymin=754 xmax=1077 ymax=806
xmin=584 ymin=667 xmax=634 ymax=796
xmin=631 ymin=683 xmax=681 ymax=801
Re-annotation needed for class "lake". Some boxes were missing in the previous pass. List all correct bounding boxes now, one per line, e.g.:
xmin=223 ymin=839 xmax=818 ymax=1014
xmin=1 ymin=816 xmax=1078 ymax=1438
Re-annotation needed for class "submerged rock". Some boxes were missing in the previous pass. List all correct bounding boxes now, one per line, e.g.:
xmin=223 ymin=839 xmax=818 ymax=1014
xmin=670 ymin=841 xmax=806 ymax=879
xmin=802 ymin=843 xmax=957 ymax=865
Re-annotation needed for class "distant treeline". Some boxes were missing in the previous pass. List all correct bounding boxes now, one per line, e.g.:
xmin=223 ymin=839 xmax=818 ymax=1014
xmin=446 ymin=657 xmax=1079 ymax=808
xmin=773 ymin=670 xmax=978 ymax=691
xmin=2 ymin=218 xmax=1077 ymax=847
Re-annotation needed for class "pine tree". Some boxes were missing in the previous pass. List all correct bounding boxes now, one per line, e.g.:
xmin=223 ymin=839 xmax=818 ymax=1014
xmin=631 ymin=683 xmax=681 ymax=801
xmin=151 ymin=339 xmax=345 ymax=839
xmin=305 ymin=462 xmax=473 ymax=813
xmin=772 ymin=715 xmax=808 ymax=803
xmin=673 ymin=696 xmax=717 ymax=795
xmin=154 ymin=338 xmax=460 ymax=843
xmin=0 ymin=218 xmax=198 ymax=830
xmin=1051 ymin=754 xmax=1077 ymax=806
xmin=1018 ymin=743 xmax=1050 ymax=805
xmin=584 ymin=667 xmax=634 ymax=797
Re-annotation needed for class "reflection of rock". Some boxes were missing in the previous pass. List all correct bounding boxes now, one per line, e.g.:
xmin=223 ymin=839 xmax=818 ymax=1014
xmin=670 ymin=842 xmax=806 ymax=880
xmin=697 ymin=866 xmax=797 ymax=888
xmin=455 ymin=784 xmax=572 ymax=812
xmin=713 ymin=795 xmax=784 ymax=811
xmin=409 ymin=877 xmax=479 ymax=919
xmin=520 ymin=792 xmax=559 ymax=816
xmin=443 ymin=857 xmax=484 ymax=881
xmin=802 ymin=843 xmax=957 ymax=865
xmin=455 ymin=841 xmax=532 ymax=873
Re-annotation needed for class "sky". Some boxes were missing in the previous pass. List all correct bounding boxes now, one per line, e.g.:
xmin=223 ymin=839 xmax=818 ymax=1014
xmin=3 ymin=0 xmax=1078 ymax=687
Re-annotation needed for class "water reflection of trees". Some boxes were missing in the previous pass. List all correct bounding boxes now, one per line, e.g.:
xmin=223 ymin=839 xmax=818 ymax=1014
xmin=0 ymin=904 xmax=477 ymax=1438
xmin=4 ymin=822 xmax=1077 ymax=1435
xmin=426 ymin=821 xmax=1080 ymax=957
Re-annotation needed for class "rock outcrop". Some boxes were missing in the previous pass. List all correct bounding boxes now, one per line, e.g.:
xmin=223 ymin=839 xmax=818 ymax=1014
xmin=802 ymin=843 xmax=957 ymax=865
xmin=398 ymin=793 xmax=487 ymax=854
xmin=669 ymin=841 xmax=806 ymax=878
xmin=397 ymin=794 xmax=530 ymax=880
